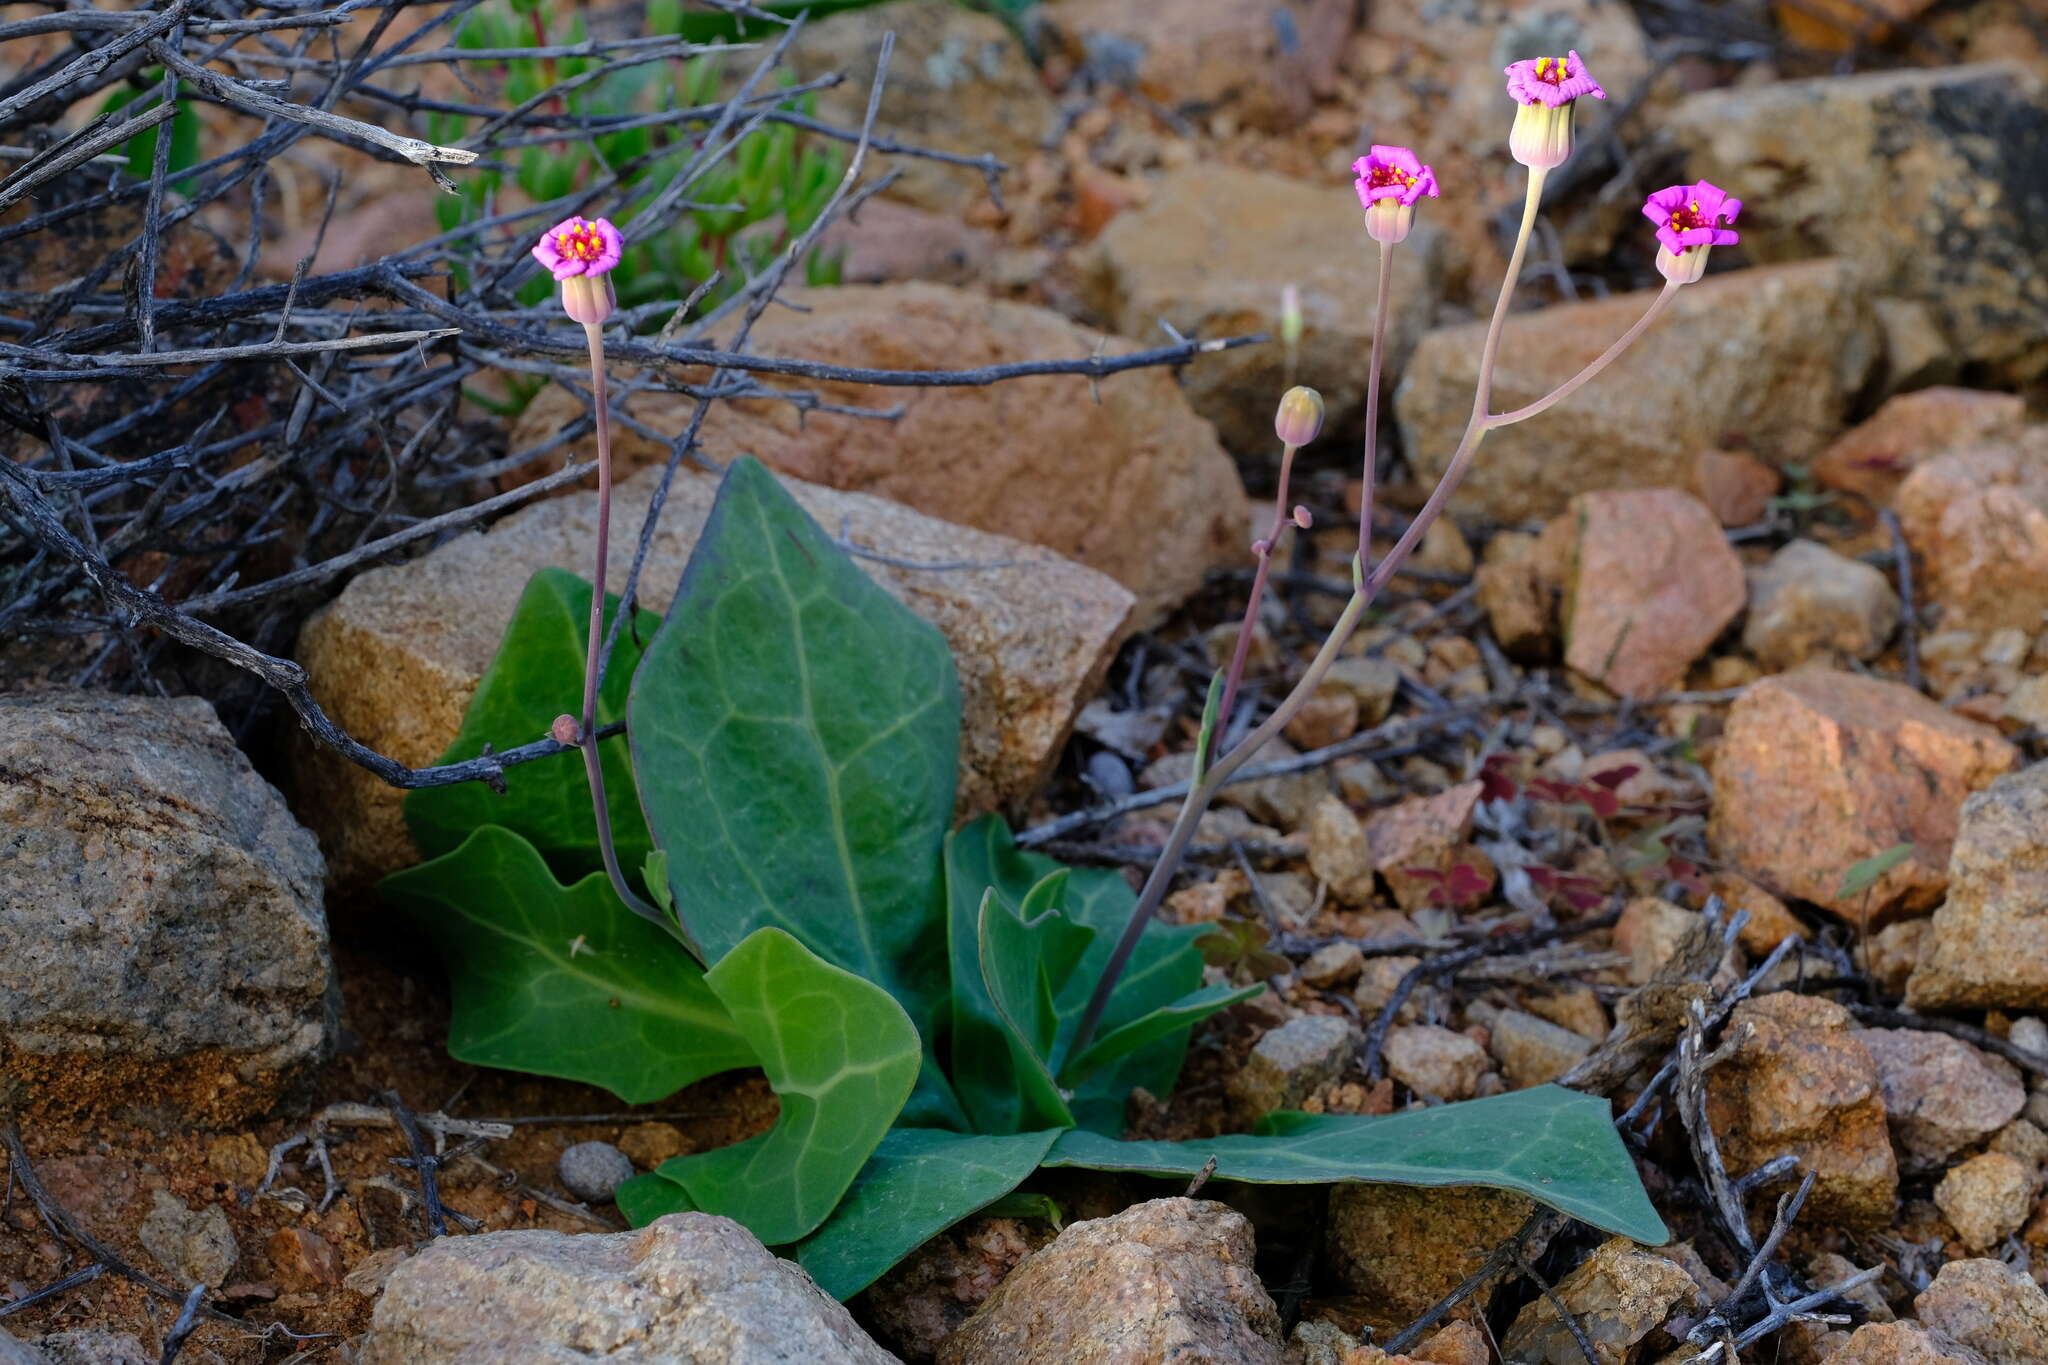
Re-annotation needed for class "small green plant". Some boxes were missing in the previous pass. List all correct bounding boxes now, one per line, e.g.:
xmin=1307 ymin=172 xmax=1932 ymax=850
xmin=383 ymin=460 xmax=1665 ymax=1298
xmin=427 ymin=0 xmax=846 ymax=321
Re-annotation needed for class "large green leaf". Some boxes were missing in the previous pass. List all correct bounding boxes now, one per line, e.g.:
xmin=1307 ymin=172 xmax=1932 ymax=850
xmin=642 ymin=927 xmax=923 ymax=1245
xmin=975 ymin=883 xmax=1089 ymax=1133
xmin=788 ymin=1128 xmax=1062 ymax=1300
xmin=1043 ymin=1086 xmax=1668 ymax=1244
xmin=380 ymin=825 xmax=752 ymax=1103
xmin=627 ymin=457 xmax=958 ymax=1036
xmin=946 ymin=817 xmax=1226 ymax=1135
xmin=404 ymin=568 xmax=658 ymax=887
xmin=615 ymin=1170 xmax=695 ymax=1225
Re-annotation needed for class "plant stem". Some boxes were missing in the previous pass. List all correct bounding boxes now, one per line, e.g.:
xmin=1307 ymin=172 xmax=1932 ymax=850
xmin=1356 ymin=240 xmax=1394 ymax=571
xmin=577 ymin=321 xmax=700 ymax=955
xmin=1485 ymin=279 xmax=1679 ymax=428
xmin=1212 ymin=440 xmax=1300 ymax=761
xmin=1066 ymin=166 xmax=1553 ymax=1064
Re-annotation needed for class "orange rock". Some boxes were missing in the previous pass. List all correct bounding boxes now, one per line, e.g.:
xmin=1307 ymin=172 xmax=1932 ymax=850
xmin=1775 ymin=0 xmax=1939 ymax=54
xmin=1692 ymin=448 xmax=1781 ymax=527
xmin=1559 ymin=489 xmax=1747 ymax=700
xmin=511 ymin=283 xmax=1245 ymax=626
xmin=1364 ymin=781 xmax=1483 ymax=912
xmin=1908 ymin=763 xmax=2048 ymax=1011
xmin=1704 ymin=994 xmax=1898 ymax=1226
xmin=268 ymin=1227 xmax=345 ymax=1290
xmin=1894 ymin=439 xmax=2048 ymax=634
xmin=1812 ymin=388 xmax=2026 ymax=505
xmin=1708 ymin=871 xmax=1806 ymax=957
xmin=1710 ymin=669 xmax=2018 ymax=926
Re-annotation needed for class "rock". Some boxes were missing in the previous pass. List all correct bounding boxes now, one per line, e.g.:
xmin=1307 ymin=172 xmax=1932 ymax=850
xmin=1412 ymin=1321 xmax=1490 ymax=1365
xmin=1915 ymin=1257 xmax=2048 ymax=1364
xmin=1854 ymin=1030 xmax=2026 ymax=1168
xmin=1989 ymin=1117 xmax=2048 ymax=1167
xmin=1297 ymin=942 xmax=1364 ymax=989
xmin=1285 ymin=687 xmax=1359 ymax=752
xmin=1872 ymin=296 xmax=1958 ymax=393
xmin=1557 ymin=489 xmax=1746 ymax=699
xmin=1825 ymin=1323 xmax=1992 ymax=1365
xmin=1708 ymin=872 xmax=1806 ymax=958
xmin=512 ymin=284 xmax=1242 ymax=627
xmin=1935 ymin=1152 xmax=2035 ymax=1251
xmin=358 ymin=1213 xmax=895 ymax=1364
xmin=938 ymin=1198 xmax=1282 ymax=1365
xmin=1382 ymin=1024 xmax=1487 ymax=1101
xmin=1812 ymin=388 xmax=2028 ymax=506
xmin=1232 ymin=1015 xmax=1358 ymax=1118
xmin=297 ymin=463 xmax=1134 ymax=889
xmin=863 ymin=1216 xmax=1052 ymax=1363
xmin=1703 ymin=994 xmax=1898 ymax=1226
xmin=1775 ymin=0 xmax=1938 ymax=51
xmin=616 ymin=1122 xmax=687 ymax=1170
xmin=1077 ymin=164 xmax=1443 ymax=455
xmin=558 ymin=1141 xmax=635 ymax=1204
xmin=1364 ymin=780 xmax=1484 ymax=912
xmin=267 ymin=1226 xmax=344 ymax=1290
xmin=1895 ymin=440 xmax=2048 ymax=634
xmin=137 ymin=1190 xmax=236 ymax=1286
xmin=1709 ymin=669 xmax=2018 ymax=927
xmin=1501 ymin=1238 xmax=1703 ymax=1365
xmin=1323 ymin=656 xmax=1402 ymax=727
xmin=1488 ymin=1009 xmax=1594 ymax=1089
xmin=29 ymin=1334 xmax=152 ymax=1365
xmin=1396 ymin=261 xmax=1875 ymax=522
xmin=1355 ymin=956 xmax=1426 ymax=1023
xmin=0 ymin=692 xmax=331 ymax=1122
xmin=790 ymin=3 xmax=1051 ymax=214
xmin=819 ymin=199 xmax=996 ymax=286
xmin=0 ymin=1334 xmax=43 ymax=1365
xmin=1045 ymin=0 xmax=1352 ymax=132
xmin=1743 ymin=539 xmax=1901 ymax=670
xmin=1909 ymin=762 xmax=2048 ymax=1009
xmin=1615 ymin=898 xmax=1700 ymax=986
xmin=1666 ymin=64 xmax=2048 ymax=380
xmin=1307 ymin=795 xmax=1376 ymax=907
xmin=1869 ymin=920 xmax=1933 ymax=996
xmin=1692 ymin=448 xmax=1780 ymax=527
xmin=1325 ymin=1184 xmax=1534 ymax=1331
xmin=1143 ymin=740 xmax=1325 ymax=832
xmin=1476 ymin=530 xmax=1562 ymax=660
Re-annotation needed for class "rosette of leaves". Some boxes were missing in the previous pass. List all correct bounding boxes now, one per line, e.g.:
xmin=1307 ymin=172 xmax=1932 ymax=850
xmin=383 ymin=457 xmax=1666 ymax=1298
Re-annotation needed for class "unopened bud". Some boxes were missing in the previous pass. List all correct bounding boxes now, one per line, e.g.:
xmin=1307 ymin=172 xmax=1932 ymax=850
xmin=551 ymin=714 xmax=583 ymax=746
xmin=1292 ymin=506 xmax=1313 ymax=529
xmin=1251 ymin=537 xmax=1272 ymax=557
xmin=1273 ymin=385 xmax=1324 ymax=448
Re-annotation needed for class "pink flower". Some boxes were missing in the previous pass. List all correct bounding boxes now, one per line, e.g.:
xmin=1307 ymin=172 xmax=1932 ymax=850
xmin=1503 ymin=51 xmax=1606 ymax=107
xmin=531 ymin=215 xmax=623 ymax=281
xmin=1641 ymin=181 xmax=1742 ymax=254
xmin=1352 ymin=146 xmax=1440 ymax=210
xmin=1353 ymin=145 xmax=1439 ymax=244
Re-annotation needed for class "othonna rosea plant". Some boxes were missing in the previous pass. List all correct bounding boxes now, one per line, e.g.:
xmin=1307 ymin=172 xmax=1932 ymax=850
xmin=379 ymin=52 xmax=1726 ymax=1299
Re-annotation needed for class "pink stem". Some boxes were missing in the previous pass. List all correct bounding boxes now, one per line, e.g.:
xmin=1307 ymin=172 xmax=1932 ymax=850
xmin=1356 ymin=240 xmax=1394 ymax=571
xmin=1211 ymin=440 xmax=1300 ymax=761
xmin=1485 ymin=280 xmax=1680 ymax=428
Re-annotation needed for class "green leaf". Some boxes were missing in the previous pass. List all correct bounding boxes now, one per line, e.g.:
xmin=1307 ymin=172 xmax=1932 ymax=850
xmin=978 ymin=1191 xmax=1063 ymax=1227
xmin=627 ymin=456 xmax=959 ymax=1034
xmin=404 ymin=568 xmax=658 ymax=888
xmin=615 ymin=1170 xmax=695 ymax=1224
xmin=1057 ymin=979 xmax=1262 ymax=1089
xmin=380 ymin=826 xmax=752 ymax=1103
xmin=1190 ymin=668 xmax=1224 ymax=788
xmin=1835 ymin=842 xmax=1915 ymax=901
xmin=644 ymin=928 xmax=922 ymax=1245
xmin=975 ymin=885 xmax=1087 ymax=1132
xmin=1043 ymin=1086 xmax=1668 ymax=1245
xmin=787 ymin=1128 xmax=1061 ymax=1300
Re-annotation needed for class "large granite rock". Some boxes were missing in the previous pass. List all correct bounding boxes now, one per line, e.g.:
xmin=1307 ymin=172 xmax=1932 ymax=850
xmin=938 ymin=1198 xmax=1283 ymax=1365
xmin=512 ymin=283 xmax=1244 ymax=625
xmin=1854 ymin=1029 xmax=2026 ymax=1169
xmin=1708 ymin=669 xmax=2018 ymax=927
xmin=1500 ymin=1238 xmax=1704 ymax=1365
xmin=1894 ymin=436 xmax=2048 ymax=634
xmin=1665 ymin=63 xmax=2048 ymax=381
xmin=1915 ymin=1257 xmax=2048 ymax=1365
xmin=1325 ymin=1184 xmax=1534 ymax=1333
xmin=1812 ymin=387 xmax=2028 ymax=506
xmin=1909 ymin=762 xmax=2048 ymax=1010
xmin=295 ymin=463 xmax=1133 ymax=889
xmin=358 ymin=1214 xmax=894 ymax=1363
xmin=1396 ymin=262 xmax=1875 ymax=522
xmin=0 ymin=692 xmax=332 ymax=1122
xmin=1075 ymin=164 xmax=1444 ymax=456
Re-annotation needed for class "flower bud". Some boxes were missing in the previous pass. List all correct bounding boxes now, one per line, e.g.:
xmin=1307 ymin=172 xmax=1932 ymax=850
xmin=551 ymin=713 xmax=583 ymax=746
xmin=1273 ymin=386 xmax=1325 ymax=448
xmin=1292 ymin=506 xmax=1313 ymax=530
xmin=1654 ymin=243 xmax=1709 ymax=286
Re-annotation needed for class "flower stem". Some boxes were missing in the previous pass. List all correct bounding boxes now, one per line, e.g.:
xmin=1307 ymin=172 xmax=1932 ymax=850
xmin=1356 ymin=240 xmax=1394 ymax=572
xmin=1485 ymin=280 xmax=1679 ymax=428
xmin=1066 ymin=166 xmax=1554 ymax=1064
xmin=577 ymin=321 xmax=702 ymax=956
xmin=1211 ymin=440 xmax=1300 ymax=761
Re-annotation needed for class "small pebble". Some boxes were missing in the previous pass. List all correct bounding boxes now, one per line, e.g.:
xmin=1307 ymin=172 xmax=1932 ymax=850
xmin=558 ymin=1141 xmax=635 ymax=1204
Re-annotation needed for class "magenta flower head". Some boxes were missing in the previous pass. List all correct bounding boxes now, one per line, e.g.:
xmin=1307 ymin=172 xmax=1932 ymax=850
xmin=532 ymin=215 xmax=622 ymax=325
xmin=1353 ymin=146 xmax=1440 ymax=245
xmin=1642 ymin=181 xmax=1741 ymax=284
xmin=1503 ymin=51 xmax=1606 ymax=169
